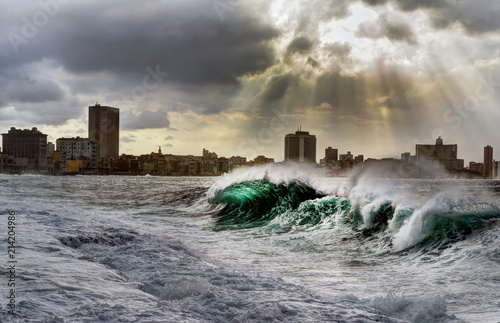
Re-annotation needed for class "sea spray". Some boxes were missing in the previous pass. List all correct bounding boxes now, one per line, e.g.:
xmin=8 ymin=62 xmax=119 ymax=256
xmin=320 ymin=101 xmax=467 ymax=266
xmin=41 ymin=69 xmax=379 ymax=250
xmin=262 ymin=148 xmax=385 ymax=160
xmin=207 ymin=164 xmax=500 ymax=254
xmin=2 ymin=174 xmax=500 ymax=322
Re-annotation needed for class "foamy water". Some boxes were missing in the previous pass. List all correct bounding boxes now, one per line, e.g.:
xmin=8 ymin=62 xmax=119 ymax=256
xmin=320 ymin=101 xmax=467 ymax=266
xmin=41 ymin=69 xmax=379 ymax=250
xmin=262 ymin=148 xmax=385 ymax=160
xmin=0 ymin=168 xmax=499 ymax=322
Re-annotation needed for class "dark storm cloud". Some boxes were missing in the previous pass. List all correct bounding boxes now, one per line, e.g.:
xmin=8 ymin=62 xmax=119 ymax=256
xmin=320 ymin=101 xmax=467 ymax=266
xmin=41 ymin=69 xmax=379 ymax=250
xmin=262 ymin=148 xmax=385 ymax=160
xmin=311 ymin=63 xmax=421 ymax=115
xmin=313 ymin=69 xmax=366 ymax=111
xmin=286 ymin=36 xmax=314 ymax=55
xmin=356 ymin=14 xmax=417 ymax=44
xmin=391 ymin=0 xmax=444 ymax=11
xmin=0 ymin=0 xmax=281 ymax=126
xmin=3 ymin=76 xmax=63 ymax=104
xmin=427 ymin=0 xmax=500 ymax=34
xmin=323 ymin=42 xmax=352 ymax=61
xmin=295 ymin=0 xmax=351 ymax=32
xmin=291 ymin=0 xmax=352 ymax=45
xmin=261 ymin=73 xmax=297 ymax=102
xmin=363 ymin=0 xmax=500 ymax=35
xmin=122 ymin=109 xmax=170 ymax=130
xmin=375 ymin=63 xmax=416 ymax=110
xmin=241 ymin=62 xmax=428 ymax=150
xmin=1 ymin=0 xmax=279 ymax=87
xmin=283 ymin=36 xmax=315 ymax=66
xmin=306 ymin=57 xmax=319 ymax=67
xmin=170 ymin=83 xmax=242 ymax=115
xmin=5 ymin=98 xmax=84 ymax=126
xmin=385 ymin=19 xmax=417 ymax=44
xmin=361 ymin=0 xmax=388 ymax=5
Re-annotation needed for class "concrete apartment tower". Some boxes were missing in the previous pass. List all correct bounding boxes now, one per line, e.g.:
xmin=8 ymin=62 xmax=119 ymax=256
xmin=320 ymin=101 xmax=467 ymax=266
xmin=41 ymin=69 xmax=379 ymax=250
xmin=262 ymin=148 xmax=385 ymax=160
xmin=88 ymin=103 xmax=119 ymax=160
xmin=1 ymin=127 xmax=48 ymax=170
xmin=483 ymin=145 xmax=493 ymax=178
xmin=324 ymin=147 xmax=338 ymax=165
xmin=284 ymin=128 xmax=316 ymax=163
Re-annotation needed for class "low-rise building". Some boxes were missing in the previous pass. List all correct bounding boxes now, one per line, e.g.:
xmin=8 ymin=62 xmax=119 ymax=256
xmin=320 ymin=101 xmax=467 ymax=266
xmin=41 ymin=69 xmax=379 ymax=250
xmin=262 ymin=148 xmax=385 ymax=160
xmin=56 ymin=137 xmax=98 ymax=172
xmin=247 ymin=155 xmax=274 ymax=166
xmin=0 ymin=154 xmax=15 ymax=172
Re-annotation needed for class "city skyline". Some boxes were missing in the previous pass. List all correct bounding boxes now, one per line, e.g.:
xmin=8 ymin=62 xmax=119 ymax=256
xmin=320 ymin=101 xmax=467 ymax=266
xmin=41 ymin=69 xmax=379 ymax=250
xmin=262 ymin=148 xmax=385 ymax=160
xmin=1 ymin=1 xmax=500 ymax=163
xmin=0 ymin=122 xmax=496 ymax=169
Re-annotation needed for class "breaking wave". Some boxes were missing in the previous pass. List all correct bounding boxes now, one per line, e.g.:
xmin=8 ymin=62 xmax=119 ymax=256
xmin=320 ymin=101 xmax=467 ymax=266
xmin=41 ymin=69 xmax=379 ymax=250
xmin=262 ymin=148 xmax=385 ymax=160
xmin=208 ymin=165 xmax=500 ymax=252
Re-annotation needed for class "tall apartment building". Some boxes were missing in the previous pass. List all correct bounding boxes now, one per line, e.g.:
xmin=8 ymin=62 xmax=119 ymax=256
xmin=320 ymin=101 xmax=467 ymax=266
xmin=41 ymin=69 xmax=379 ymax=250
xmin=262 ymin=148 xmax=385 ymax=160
xmin=56 ymin=137 xmax=98 ymax=170
xmin=1 ymin=127 xmax=48 ymax=170
xmin=284 ymin=129 xmax=316 ymax=163
xmin=324 ymin=147 xmax=338 ymax=165
xmin=483 ymin=145 xmax=493 ymax=178
xmin=88 ymin=104 xmax=119 ymax=160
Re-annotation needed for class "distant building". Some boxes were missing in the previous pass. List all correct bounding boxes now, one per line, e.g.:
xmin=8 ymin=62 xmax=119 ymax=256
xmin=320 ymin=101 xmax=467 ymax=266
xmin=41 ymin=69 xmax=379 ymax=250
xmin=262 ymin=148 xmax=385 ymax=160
xmin=494 ymin=161 xmax=500 ymax=178
xmin=0 ymin=154 xmax=15 ymax=172
xmin=415 ymin=137 xmax=464 ymax=171
xmin=56 ymin=137 xmax=98 ymax=171
xmin=469 ymin=162 xmax=483 ymax=174
xmin=364 ymin=158 xmax=402 ymax=176
xmin=89 ymin=103 xmax=119 ymax=160
xmin=229 ymin=156 xmax=247 ymax=171
xmin=202 ymin=148 xmax=218 ymax=159
xmin=323 ymin=147 xmax=338 ymax=165
xmin=284 ymin=129 xmax=316 ymax=163
xmin=1 ymin=127 xmax=48 ymax=171
xmin=247 ymin=155 xmax=274 ymax=166
xmin=118 ymin=154 xmax=139 ymax=174
xmin=334 ymin=151 xmax=363 ymax=173
xmin=339 ymin=151 xmax=353 ymax=162
xmin=483 ymin=145 xmax=493 ymax=178
xmin=47 ymin=142 xmax=55 ymax=156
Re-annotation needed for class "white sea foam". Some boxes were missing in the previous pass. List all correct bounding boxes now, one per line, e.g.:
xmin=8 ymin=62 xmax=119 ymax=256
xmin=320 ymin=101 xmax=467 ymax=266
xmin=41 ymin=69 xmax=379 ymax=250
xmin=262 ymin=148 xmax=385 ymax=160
xmin=206 ymin=162 xmax=330 ymax=200
xmin=0 ymin=174 xmax=498 ymax=322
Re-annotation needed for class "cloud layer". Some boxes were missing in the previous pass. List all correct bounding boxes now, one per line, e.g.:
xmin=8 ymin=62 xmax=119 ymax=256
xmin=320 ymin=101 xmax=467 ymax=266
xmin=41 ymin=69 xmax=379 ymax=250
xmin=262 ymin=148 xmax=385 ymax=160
xmin=1 ymin=0 xmax=499 ymax=163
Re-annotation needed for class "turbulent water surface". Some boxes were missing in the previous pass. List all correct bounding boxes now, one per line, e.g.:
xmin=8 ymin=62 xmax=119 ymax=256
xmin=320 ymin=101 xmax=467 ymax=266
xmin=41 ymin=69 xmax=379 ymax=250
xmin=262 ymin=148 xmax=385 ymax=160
xmin=1 ymin=165 xmax=500 ymax=322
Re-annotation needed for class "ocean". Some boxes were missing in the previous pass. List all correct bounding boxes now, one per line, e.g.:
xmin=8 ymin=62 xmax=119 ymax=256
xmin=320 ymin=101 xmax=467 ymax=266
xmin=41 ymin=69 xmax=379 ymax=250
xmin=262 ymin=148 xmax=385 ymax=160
xmin=1 ymin=164 xmax=499 ymax=322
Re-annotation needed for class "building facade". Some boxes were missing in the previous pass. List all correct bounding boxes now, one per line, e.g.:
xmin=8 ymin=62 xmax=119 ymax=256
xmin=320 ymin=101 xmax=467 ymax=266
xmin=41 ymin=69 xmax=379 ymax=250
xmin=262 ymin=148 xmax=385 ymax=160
xmin=415 ymin=137 xmax=464 ymax=171
xmin=56 ymin=137 xmax=98 ymax=171
xmin=483 ymin=145 xmax=493 ymax=178
xmin=89 ymin=104 xmax=119 ymax=160
xmin=0 ymin=154 xmax=15 ymax=172
xmin=494 ymin=161 xmax=500 ymax=178
xmin=469 ymin=161 xmax=483 ymax=174
xmin=47 ymin=142 xmax=55 ymax=156
xmin=1 ymin=127 xmax=48 ymax=170
xmin=248 ymin=155 xmax=274 ymax=166
xmin=284 ymin=129 xmax=316 ymax=163
xmin=324 ymin=147 xmax=338 ymax=165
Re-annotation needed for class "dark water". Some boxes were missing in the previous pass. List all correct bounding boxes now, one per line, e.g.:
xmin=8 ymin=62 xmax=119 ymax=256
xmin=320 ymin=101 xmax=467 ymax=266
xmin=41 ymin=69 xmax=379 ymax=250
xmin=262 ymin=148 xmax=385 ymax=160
xmin=0 ymin=165 xmax=499 ymax=322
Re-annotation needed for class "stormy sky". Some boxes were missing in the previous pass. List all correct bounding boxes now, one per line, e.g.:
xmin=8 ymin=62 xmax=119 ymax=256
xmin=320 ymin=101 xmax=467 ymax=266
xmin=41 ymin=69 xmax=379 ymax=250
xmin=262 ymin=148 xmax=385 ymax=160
xmin=1 ymin=0 xmax=500 ymax=163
